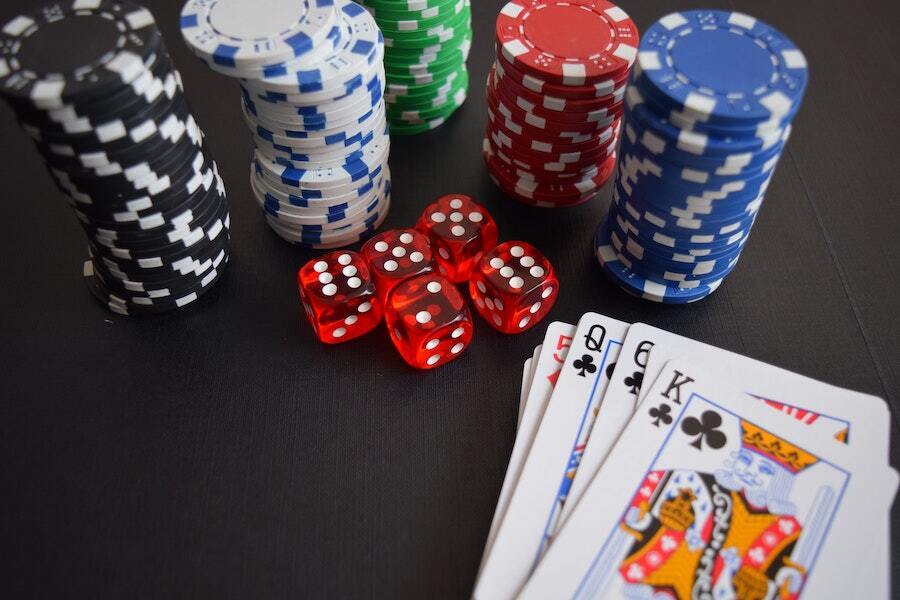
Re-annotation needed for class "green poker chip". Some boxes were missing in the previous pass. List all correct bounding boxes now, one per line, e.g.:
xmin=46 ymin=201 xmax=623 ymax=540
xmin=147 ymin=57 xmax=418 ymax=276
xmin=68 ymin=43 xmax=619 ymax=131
xmin=386 ymin=69 xmax=468 ymax=109
xmin=366 ymin=0 xmax=463 ymax=25
xmin=362 ymin=0 xmax=455 ymax=11
xmin=383 ymin=35 xmax=470 ymax=72
xmin=370 ymin=1 xmax=467 ymax=34
xmin=382 ymin=6 xmax=470 ymax=47
xmin=385 ymin=63 xmax=465 ymax=95
xmin=387 ymin=84 xmax=467 ymax=122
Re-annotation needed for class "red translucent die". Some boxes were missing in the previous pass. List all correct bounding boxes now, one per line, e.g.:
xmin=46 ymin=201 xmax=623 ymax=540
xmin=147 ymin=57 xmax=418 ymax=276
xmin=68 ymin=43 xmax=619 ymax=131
xmin=469 ymin=241 xmax=559 ymax=334
xmin=384 ymin=273 xmax=474 ymax=369
xmin=297 ymin=251 xmax=383 ymax=344
xmin=360 ymin=228 xmax=433 ymax=303
xmin=415 ymin=193 xmax=499 ymax=283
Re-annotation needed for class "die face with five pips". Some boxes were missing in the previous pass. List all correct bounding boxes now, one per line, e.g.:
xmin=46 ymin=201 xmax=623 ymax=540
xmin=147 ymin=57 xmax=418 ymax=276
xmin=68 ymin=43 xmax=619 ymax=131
xmin=384 ymin=273 xmax=473 ymax=369
xmin=415 ymin=194 xmax=499 ymax=284
xmin=361 ymin=228 xmax=434 ymax=303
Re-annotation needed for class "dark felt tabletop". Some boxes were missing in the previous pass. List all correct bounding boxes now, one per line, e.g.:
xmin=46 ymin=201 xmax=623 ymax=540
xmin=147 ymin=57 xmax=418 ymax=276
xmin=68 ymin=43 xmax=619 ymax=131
xmin=1 ymin=0 xmax=898 ymax=597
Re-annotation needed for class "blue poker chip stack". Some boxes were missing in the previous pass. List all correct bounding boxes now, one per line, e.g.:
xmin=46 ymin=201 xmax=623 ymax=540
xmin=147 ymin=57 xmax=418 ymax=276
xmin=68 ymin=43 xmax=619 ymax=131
xmin=0 ymin=1 xmax=230 ymax=316
xmin=594 ymin=10 xmax=808 ymax=303
xmin=180 ymin=0 xmax=392 ymax=249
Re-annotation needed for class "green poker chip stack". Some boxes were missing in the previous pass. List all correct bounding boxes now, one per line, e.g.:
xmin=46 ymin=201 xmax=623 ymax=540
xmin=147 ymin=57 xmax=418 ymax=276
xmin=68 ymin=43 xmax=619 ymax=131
xmin=361 ymin=0 xmax=471 ymax=135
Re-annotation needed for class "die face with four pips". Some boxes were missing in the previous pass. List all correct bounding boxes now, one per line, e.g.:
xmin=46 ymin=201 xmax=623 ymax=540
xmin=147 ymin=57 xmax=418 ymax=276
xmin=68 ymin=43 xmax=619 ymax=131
xmin=384 ymin=273 xmax=474 ymax=369
xmin=360 ymin=228 xmax=433 ymax=303
xmin=415 ymin=194 xmax=499 ymax=283
xmin=297 ymin=251 xmax=383 ymax=344
xmin=469 ymin=241 xmax=558 ymax=334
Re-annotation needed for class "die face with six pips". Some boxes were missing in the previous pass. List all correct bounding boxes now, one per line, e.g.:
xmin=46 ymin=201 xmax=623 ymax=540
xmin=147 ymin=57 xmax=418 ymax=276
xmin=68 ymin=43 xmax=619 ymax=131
xmin=469 ymin=241 xmax=558 ymax=334
xmin=361 ymin=228 xmax=434 ymax=303
xmin=297 ymin=250 xmax=383 ymax=344
xmin=415 ymin=194 xmax=499 ymax=283
xmin=384 ymin=273 xmax=474 ymax=369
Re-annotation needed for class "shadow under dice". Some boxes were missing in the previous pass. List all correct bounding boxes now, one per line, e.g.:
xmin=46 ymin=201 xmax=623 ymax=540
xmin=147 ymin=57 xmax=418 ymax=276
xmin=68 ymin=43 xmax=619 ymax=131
xmin=469 ymin=241 xmax=558 ymax=334
xmin=385 ymin=273 xmax=474 ymax=369
xmin=297 ymin=251 xmax=383 ymax=344
xmin=361 ymin=228 xmax=433 ymax=303
xmin=415 ymin=193 xmax=498 ymax=283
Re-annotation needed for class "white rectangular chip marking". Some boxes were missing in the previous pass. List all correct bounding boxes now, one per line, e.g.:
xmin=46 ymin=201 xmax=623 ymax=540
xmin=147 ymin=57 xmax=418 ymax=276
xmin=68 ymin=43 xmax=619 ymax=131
xmin=728 ymin=12 xmax=757 ymax=30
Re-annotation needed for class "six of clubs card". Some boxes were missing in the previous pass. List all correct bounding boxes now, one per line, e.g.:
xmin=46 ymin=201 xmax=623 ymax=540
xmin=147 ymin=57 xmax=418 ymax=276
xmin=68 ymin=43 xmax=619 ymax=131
xmin=475 ymin=315 xmax=897 ymax=599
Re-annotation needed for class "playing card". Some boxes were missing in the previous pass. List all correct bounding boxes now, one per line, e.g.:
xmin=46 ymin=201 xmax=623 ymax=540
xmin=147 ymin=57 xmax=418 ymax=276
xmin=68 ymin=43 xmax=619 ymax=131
xmin=520 ymin=357 xmax=533 ymax=430
xmin=520 ymin=360 xmax=899 ymax=600
xmin=477 ymin=323 xmax=575 ymax=576
xmin=558 ymin=322 xmax=893 ymax=530
xmin=475 ymin=313 xmax=629 ymax=600
xmin=519 ymin=345 xmax=542 ymax=428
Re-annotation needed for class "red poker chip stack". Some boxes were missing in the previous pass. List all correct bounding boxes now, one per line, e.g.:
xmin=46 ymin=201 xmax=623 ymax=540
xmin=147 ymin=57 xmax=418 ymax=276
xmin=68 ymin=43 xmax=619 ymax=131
xmin=483 ymin=0 xmax=639 ymax=208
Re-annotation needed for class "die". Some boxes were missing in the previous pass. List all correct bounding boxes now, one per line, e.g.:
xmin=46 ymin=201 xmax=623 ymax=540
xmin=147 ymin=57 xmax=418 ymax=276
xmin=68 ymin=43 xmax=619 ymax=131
xmin=469 ymin=241 xmax=558 ymax=334
xmin=297 ymin=251 xmax=382 ymax=344
xmin=384 ymin=273 xmax=474 ymax=369
xmin=415 ymin=194 xmax=499 ymax=283
xmin=360 ymin=228 xmax=433 ymax=302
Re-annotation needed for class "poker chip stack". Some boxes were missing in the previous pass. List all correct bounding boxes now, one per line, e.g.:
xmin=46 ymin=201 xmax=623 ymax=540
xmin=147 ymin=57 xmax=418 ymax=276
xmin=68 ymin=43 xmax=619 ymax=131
xmin=483 ymin=0 xmax=638 ymax=208
xmin=0 ymin=0 xmax=229 ymax=316
xmin=361 ymin=0 xmax=472 ymax=135
xmin=180 ymin=0 xmax=391 ymax=249
xmin=595 ymin=10 xmax=808 ymax=303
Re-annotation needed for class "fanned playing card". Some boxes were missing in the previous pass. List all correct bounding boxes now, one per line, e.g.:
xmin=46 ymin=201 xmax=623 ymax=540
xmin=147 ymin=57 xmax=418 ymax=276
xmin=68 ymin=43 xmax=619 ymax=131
xmin=475 ymin=313 xmax=628 ymax=600
xmin=519 ymin=360 xmax=898 ymax=600
xmin=477 ymin=322 xmax=575 ymax=577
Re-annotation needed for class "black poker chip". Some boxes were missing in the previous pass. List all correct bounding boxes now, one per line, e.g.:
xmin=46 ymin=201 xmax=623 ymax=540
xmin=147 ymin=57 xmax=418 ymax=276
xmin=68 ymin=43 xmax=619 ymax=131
xmin=0 ymin=1 xmax=229 ymax=316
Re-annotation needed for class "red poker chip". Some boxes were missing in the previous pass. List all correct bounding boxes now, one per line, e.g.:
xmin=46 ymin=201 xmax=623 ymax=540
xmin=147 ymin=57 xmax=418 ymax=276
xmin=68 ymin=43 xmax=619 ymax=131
xmin=485 ymin=102 xmax=605 ymax=147
xmin=486 ymin=125 xmax=619 ymax=169
xmin=487 ymin=165 xmax=598 ymax=207
xmin=487 ymin=72 xmax=620 ymax=135
xmin=486 ymin=105 xmax=620 ymax=153
xmin=494 ymin=57 xmax=627 ymax=110
xmin=494 ymin=52 xmax=630 ymax=99
xmin=487 ymin=138 xmax=617 ymax=181
xmin=487 ymin=108 xmax=619 ymax=162
xmin=490 ymin=145 xmax=614 ymax=183
xmin=489 ymin=68 xmax=624 ymax=126
xmin=483 ymin=137 xmax=617 ymax=203
xmin=495 ymin=0 xmax=638 ymax=86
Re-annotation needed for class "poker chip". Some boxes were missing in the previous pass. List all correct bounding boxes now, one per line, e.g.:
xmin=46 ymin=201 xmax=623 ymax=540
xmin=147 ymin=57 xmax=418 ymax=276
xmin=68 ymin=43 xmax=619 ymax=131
xmin=595 ymin=10 xmax=808 ymax=303
xmin=181 ymin=0 xmax=391 ymax=247
xmin=484 ymin=0 xmax=637 ymax=208
xmin=360 ymin=0 xmax=471 ymax=134
xmin=0 ymin=1 xmax=229 ymax=316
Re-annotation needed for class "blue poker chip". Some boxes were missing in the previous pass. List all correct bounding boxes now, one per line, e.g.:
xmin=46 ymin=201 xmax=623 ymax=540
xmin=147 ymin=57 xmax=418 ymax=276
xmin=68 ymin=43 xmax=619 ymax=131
xmin=612 ymin=183 xmax=758 ymax=241
xmin=637 ymin=10 xmax=808 ymax=125
xmin=619 ymin=116 xmax=790 ymax=177
xmin=605 ymin=203 xmax=752 ymax=260
xmin=615 ymin=158 xmax=773 ymax=221
xmin=606 ymin=213 xmax=745 ymax=278
xmin=595 ymin=221 xmax=724 ymax=304
xmin=625 ymin=87 xmax=788 ymax=157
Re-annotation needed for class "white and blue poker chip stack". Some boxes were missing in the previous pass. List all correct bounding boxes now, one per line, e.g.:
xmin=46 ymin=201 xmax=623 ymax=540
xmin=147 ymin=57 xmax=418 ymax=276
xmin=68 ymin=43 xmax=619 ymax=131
xmin=0 ymin=0 xmax=230 ymax=316
xmin=594 ymin=10 xmax=808 ymax=303
xmin=180 ymin=0 xmax=391 ymax=249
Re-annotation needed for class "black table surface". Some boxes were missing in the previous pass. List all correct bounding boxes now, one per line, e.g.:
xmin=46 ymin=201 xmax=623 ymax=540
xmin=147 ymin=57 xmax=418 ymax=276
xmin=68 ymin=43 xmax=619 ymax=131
xmin=2 ymin=0 xmax=898 ymax=597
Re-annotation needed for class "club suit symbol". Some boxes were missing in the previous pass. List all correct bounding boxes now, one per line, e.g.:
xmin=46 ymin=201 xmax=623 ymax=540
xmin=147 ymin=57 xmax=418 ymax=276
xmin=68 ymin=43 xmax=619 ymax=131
xmin=648 ymin=403 xmax=672 ymax=427
xmin=624 ymin=370 xmax=643 ymax=395
xmin=681 ymin=410 xmax=727 ymax=450
xmin=573 ymin=354 xmax=596 ymax=377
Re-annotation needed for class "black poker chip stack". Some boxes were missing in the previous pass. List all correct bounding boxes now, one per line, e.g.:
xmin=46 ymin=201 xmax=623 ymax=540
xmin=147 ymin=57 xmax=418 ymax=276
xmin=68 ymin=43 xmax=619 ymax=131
xmin=0 ymin=0 xmax=229 ymax=316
